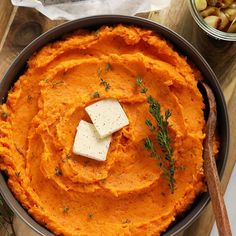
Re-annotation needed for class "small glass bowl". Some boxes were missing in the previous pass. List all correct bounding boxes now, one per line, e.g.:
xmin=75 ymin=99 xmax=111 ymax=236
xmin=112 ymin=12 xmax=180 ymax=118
xmin=188 ymin=0 xmax=236 ymax=41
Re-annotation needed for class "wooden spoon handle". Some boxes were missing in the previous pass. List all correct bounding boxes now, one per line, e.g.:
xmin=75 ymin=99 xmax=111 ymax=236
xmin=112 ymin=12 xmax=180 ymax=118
xmin=204 ymin=141 xmax=232 ymax=236
xmin=202 ymin=82 xmax=232 ymax=236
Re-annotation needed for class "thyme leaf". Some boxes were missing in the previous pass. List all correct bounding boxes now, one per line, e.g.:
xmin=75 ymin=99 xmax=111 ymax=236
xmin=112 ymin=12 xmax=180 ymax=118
xmin=52 ymin=80 xmax=64 ymax=88
xmin=88 ymin=213 xmax=94 ymax=219
xmin=122 ymin=219 xmax=131 ymax=224
xmin=55 ymin=167 xmax=62 ymax=176
xmin=15 ymin=172 xmax=21 ymax=177
xmin=92 ymin=91 xmax=100 ymax=98
xmin=145 ymin=119 xmax=155 ymax=131
xmin=27 ymin=95 xmax=33 ymax=103
xmin=105 ymin=63 xmax=112 ymax=72
xmin=1 ymin=111 xmax=9 ymax=119
xmin=136 ymin=76 xmax=143 ymax=86
xmin=136 ymin=77 xmax=176 ymax=193
xmin=141 ymin=87 xmax=148 ymax=94
xmin=63 ymin=207 xmax=69 ymax=213
xmin=100 ymin=80 xmax=111 ymax=91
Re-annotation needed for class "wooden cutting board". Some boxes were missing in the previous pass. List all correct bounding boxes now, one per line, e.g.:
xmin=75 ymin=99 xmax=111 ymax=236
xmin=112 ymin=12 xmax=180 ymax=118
xmin=0 ymin=0 xmax=236 ymax=235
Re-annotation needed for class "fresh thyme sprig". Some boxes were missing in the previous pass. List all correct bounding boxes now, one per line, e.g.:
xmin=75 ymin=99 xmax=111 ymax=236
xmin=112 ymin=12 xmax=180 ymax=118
xmin=98 ymin=68 xmax=111 ymax=91
xmin=136 ymin=77 xmax=176 ymax=193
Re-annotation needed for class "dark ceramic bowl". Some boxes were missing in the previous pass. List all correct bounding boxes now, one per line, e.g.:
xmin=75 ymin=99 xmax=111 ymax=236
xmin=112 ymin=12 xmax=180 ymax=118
xmin=0 ymin=15 xmax=229 ymax=236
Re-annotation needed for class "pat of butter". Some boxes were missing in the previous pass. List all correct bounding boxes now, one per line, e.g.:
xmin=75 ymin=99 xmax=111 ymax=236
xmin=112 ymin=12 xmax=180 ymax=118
xmin=85 ymin=99 xmax=129 ymax=138
xmin=73 ymin=120 xmax=111 ymax=161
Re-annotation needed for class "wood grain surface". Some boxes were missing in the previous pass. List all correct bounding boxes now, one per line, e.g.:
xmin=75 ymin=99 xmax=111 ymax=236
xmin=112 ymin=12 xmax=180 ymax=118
xmin=0 ymin=1 xmax=236 ymax=236
xmin=0 ymin=0 xmax=13 ymax=44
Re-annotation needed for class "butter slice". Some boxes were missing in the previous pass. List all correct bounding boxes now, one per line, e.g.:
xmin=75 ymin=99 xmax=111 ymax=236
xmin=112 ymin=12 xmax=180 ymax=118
xmin=73 ymin=120 xmax=111 ymax=161
xmin=85 ymin=99 xmax=129 ymax=138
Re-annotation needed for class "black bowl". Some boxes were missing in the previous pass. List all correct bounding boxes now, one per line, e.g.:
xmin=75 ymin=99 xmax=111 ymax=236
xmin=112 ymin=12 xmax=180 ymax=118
xmin=0 ymin=15 xmax=229 ymax=236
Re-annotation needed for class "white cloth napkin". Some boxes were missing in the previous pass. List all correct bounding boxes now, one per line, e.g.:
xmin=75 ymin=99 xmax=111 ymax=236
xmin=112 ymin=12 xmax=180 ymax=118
xmin=11 ymin=0 xmax=171 ymax=20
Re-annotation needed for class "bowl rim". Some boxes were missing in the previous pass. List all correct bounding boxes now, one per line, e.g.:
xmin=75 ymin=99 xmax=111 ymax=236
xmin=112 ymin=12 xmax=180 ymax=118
xmin=188 ymin=0 xmax=236 ymax=41
xmin=0 ymin=14 xmax=230 ymax=236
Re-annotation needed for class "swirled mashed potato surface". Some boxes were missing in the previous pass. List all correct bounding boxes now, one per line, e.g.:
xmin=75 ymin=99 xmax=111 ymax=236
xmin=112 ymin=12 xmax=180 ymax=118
xmin=0 ymin=25 xmax=206 ymax=236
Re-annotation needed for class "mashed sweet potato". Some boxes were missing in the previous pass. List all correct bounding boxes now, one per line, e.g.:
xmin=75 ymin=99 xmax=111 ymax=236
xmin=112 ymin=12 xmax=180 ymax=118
xmin=0 ymin=25 xmax=206 ymax=235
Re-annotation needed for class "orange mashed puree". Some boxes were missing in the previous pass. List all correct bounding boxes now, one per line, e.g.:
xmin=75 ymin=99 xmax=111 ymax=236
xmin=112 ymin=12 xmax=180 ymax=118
xmin=0 ymin=25 xmax=206 ymax=235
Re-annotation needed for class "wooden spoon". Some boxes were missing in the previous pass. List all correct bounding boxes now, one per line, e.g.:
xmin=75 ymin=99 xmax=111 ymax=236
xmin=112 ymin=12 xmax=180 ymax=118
xmin=201 ymin=82 xmax=232 ymax=236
